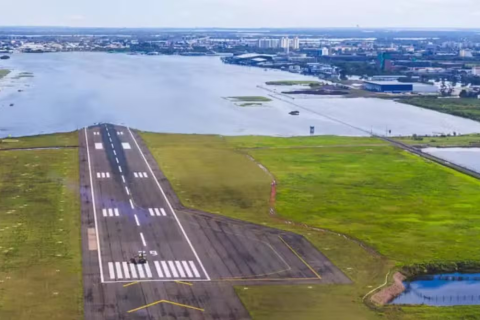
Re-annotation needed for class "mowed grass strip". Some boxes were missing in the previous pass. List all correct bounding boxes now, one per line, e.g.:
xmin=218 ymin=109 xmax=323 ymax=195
xmin=0 ymin=131 xmax=78 ymax=150
xmin=0 ymin=148 xmax=82 ymax=320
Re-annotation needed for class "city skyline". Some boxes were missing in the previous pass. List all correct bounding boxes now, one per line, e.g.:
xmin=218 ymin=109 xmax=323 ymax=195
xmin=2 ymin=0 xmax=480 ymax=29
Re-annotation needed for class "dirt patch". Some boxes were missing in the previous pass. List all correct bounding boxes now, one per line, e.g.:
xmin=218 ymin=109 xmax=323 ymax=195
xmin=371 ymin=272 xmax=406 ymax=305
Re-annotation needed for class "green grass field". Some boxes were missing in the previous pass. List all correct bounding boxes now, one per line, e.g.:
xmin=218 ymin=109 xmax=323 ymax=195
xmin=0 ymin=70 xmax=10 ymax=79
xmin=400 ymin=97 xmax=480 ymax=123
xmin=0 ymin=139 xmax=82 ymax=319
xmin=228 ymin=96 xmax=272 ymax=102
xmin=0 ymin=131 xmax=78 ymax=150
xmin=140 ymin=132 xmax=480 ymax=319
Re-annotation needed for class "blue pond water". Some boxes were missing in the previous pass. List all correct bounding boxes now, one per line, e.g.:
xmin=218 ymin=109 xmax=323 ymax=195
xmin=391 ymin=273 xmax=480 ymax=306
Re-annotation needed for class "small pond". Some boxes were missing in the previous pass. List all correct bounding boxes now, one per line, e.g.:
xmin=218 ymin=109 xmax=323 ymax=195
xmin=391 ymin=273 xmax=480 ymax=306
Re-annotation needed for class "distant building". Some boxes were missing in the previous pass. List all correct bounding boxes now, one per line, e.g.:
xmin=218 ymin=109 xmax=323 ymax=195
xmin=364 ymin=81 xmax=413 ymax=93
xmin=258 ymin=38 xmax=279 ymax=49
xmin=472 ymin=67 xmax=480 ymax=76
xmin=377 ymin=52 xmax=394 ymax=71
xmin=459 ymin=49 xmax=473 ymax=58
xmin=291 ymin=37 xmax=300 ymax=50
xmin=371 ymin=75 xmax=404 ymax=81
xmin=280 ymin=37 xmax=290 ymax=49
xmin=321 ymin=47 xmax=329 ymax=56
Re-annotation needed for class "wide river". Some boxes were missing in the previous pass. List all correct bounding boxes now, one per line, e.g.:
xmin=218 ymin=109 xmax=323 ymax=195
xmin=2 ymin=53 xmax=480 ymax=137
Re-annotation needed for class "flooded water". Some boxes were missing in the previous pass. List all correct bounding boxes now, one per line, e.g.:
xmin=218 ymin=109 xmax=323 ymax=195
xmin=2 ymin=53 xmax=480 ymax=137
xmin=391 ymin=273 xmax=480 ymax=306
xmin=423 ymin=148 xmax=480 ymax=173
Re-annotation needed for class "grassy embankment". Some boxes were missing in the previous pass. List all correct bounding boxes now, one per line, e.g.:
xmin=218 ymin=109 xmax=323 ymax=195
xmin=0 ymin=133 xmax=82 ymax=320
xmin=0 ymin=70 xmax=10 ymax=79
xmin=227 ymin=96 xmax=272 ymax=107
xmin=141 ymin=132 xmax=480 ymax=319
xmin=400 ymin=97 xmax=480 ymax=123
xmin=394 ymin=133 xmax=480 ymax=147
xmin=265 ymin=80 xmax=320 ymax=86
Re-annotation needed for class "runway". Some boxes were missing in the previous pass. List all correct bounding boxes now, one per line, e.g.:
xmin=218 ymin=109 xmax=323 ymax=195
xmin=79 ymin=124 xmax=350 ymax=319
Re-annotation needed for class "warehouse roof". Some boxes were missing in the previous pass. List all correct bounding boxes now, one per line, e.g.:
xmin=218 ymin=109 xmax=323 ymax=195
xmin=364 ymin=81 xmax=413 ymax=85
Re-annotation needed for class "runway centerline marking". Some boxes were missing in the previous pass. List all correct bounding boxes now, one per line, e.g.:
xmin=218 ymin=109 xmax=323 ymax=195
xmin=85 ymin=128 xmax=104 ymax=282
xmin=127 ymin=299 xmax=204 ymax=313
xmin=129 ymin=199 xmax=134 ymax=209
xmin=118 ymin=166 xmax=122 ymax=173
xmin=125 ymin=186 xmax=130 ymax=195
xmin=121 ymin=175 xmax=126 ymax=183
xmin=134 ymin=214 xmax=140 ymax=226
xmin=128 ymin=127 xmax=211 ymax=281
xmin=278 ymin=236 xmax=321 ymax=279
xmin=140 ymin=232 xmax=147 ymax=246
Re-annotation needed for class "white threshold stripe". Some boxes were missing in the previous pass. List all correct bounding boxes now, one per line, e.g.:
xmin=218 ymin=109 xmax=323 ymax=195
xmin=134 ymin=214 xmax=140 ymax=226
xmin=148 ymin=208 xmax=155 ymax=216
xmin=189 ymin=261 xmax=201 ymax=278
xmin=122 ymin=262 xmax=131 ymax=279
xmin=145 ymin=262 xmax=153 ymax=278
xmin=102 ymin=209 xmax=107 ymax=217
xmin=154 ymin=261 xmax=163 ymax=278
xmin=96 ymin=172 xmax=100 ymax=178
xmin=162 ymin=261 xmax=172 ymax=278
xmin=137 ymin=264 xmax=145 ymax=278
xmin=114 ymin=208 xmax=119 ymax=217
xmin=129 ymin=263 xmax=138 ymax=278
xmin=168 ymin=261 xmax=179 ymax=278
xmin=175 ymin=261 xmax=186 ymax=278
xmin=140 ymin=232 xmax=147 ymax=246
xmin=128 ymin=127 xmax=211 ymax=281
xmin=143 ymin=172 xmax=148 ymax=178
xmin=108 ymin=208 xmax=113 ymax=217
xmin=182 ymin=261 xmax=193 ymax=278
xmin=115 ymin=262 xmax=123 ymax=279
xmin=129 ymin=199 xmax=134 ymax=209
xmin=154 ymin=208 xmax=161 ymax=216
xmin=108 ymin=262 xmax=115 ymax=280
xmin=106 ymin=172 xmax=110 ymax=178
xmin=134 ymin=172 xmax=138 ymax=178
xmin=160 ymin=208 xmax=167 ymax=216
xmin=85 ymin=129 xmax=104 ymax=282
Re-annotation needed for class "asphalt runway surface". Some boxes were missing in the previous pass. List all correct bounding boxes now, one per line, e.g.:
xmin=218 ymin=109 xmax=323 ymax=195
xmin=79 ymin=124 xmax=350 ymax=320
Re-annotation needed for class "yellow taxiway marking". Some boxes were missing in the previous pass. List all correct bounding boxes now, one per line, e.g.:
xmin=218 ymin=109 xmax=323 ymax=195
xmin=128 ymin=300 xmax=204 ymax=313
xmin=123 ymin=281 xmax=139 ymax=288
xmin=175 ymin=280 xmax=193 ymax=286
xmin=278 ymin=236 xmax=322 ymax=279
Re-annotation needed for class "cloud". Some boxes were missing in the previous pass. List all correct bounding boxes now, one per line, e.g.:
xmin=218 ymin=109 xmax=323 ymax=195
xmin=67 ymin=15 xmax=86 ymax=21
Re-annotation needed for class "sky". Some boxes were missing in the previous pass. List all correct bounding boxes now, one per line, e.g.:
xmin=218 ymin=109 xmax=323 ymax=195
xmin=1 ymin=0 xmax=480 ymax=28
